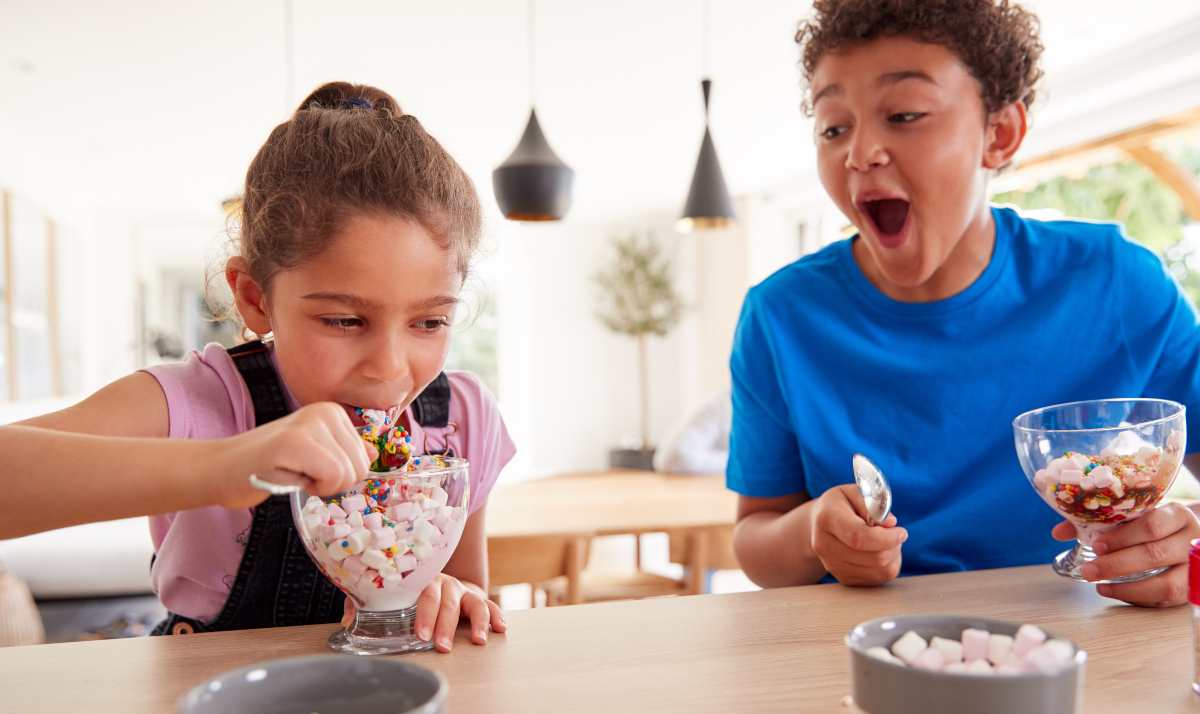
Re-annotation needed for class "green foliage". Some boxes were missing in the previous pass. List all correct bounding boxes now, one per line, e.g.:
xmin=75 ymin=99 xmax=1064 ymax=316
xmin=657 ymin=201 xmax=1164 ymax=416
xmin=994 ymin=144 xmax=1200 ymax=305
xmin=593 ymin=232 xmax=685 ymax=337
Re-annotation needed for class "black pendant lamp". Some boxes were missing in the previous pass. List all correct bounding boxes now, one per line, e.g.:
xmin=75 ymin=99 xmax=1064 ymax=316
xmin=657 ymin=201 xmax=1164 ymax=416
xmin=677 ymin=78 xmax=735 ymax=232
xmin=493 ymin=0 xmax=574 ymax=221
xmin=677 ymin=1 xmax=734 ymax=233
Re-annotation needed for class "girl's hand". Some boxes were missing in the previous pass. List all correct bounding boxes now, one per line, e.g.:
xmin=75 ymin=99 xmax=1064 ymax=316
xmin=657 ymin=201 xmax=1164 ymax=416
xmin=810 ymin=484 xmax=907 ymax=586
xmin=341 ymin=574 xmax=507 ymax=652
xmin=217 ymin=402 xmax=376 ymax=509
xmin=1052 ymin=502 xmax=1200 ymax=607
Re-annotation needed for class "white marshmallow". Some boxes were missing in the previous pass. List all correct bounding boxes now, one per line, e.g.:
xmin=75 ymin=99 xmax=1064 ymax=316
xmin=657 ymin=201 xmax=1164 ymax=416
xmin=327 ymin=503 xmax=348 ymax=520
xmin=325 ymin=540 xmax=350 ymax=561
xmin=393 ymin=554 xmax=418 ymax=573
xmin=389 ymin=502 xmax=420 ymax=523
xmin=987 ymin=634 xmax=1013 ymax=665
xmin=412 ymin=541 xmax=434 ymax=559
xmin=943 ymin=662 xmax=968 ymax=674
xmin=347 ymin=510 xmax=364 ymax=529
xmin=331 ymin=523 xmax=352 ymax=539
xmin=429 ymin=486 xmax=449 ymax=506
xmin=930 ymin=636 xmax=964 ymax=664
xmin=1022 ymin=646 xmax=1062 ymax=674
xmin=961 ymin=629 xmax=989 ymax=662
xmin=370 ymin=528 xmax=397 ymax=549
xmin=911 ymin=648 xmax=945 ymax=671
xmin=1069 ymin=453 xmax=1091 ymax=470
xmin=303 ymin=513 xmax=324 ymax=532
xmin=890 ymin=631 xmax=928 ymax=664
xmin=995 ymin=663 xmax=1024 ymax=676
xmin=382 ymin=573 xmax=405 ymax=589
xmin=1079 ymin=475 xmax=1096 ymax=491
xmin=965 ymin=659 xmax=994 ymax=675
xmin=1042 ymin=639 xmax=1074 ymax=664
xmin=1012 ymin=624 xmax=1047 ymax=658
xmin=340 ymin=494 xmax=368 ymax=513
xmin=360 ymin=548 xmax=391 ymax=572
xmin=865 ymin=647 xmax=903 ymax=666
xmin=363 ymin=512 xmax=383 ymax=530
xmin=1059 ymin=469 xmax=1083 ymax=486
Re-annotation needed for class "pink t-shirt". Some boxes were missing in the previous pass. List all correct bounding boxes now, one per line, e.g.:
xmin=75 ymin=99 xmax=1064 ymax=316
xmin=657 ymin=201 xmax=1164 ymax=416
xmin=143 ymin=342 xmax=515 ymax=622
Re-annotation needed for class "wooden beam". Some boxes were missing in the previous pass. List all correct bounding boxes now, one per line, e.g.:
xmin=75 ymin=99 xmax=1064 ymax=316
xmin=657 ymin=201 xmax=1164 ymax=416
xmin=2 ymin=191 xmax=15 ymax=400
xmin=1017 ymin=106 xmax=1200 ymax=171
xmin=1122 ymin=144 xmax=1200 ymax=221
xmin=46 ymin=218 xmax=64 ymax=397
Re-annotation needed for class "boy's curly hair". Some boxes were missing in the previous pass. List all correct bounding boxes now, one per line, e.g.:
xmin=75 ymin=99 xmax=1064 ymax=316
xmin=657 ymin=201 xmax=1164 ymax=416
xmin=796 ymin=0 xmax=1044 ymax=116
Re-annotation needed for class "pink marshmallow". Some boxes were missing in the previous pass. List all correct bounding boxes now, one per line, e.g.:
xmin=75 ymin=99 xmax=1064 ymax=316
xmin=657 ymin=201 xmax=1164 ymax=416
xmin=342 ymin=555 xmax=368 ymax=577
xmin=340 ymin=495 xmax=368 ymax=513
xmin=961 ymin=629 xmax=989 ymax=662
xmin=363 ymin=512 xmax=384 ymax=530
xmin=327 ymin=504 xmax=348 ymax=520
xmin=1012 ymin=624 xmax=1047 ymax=658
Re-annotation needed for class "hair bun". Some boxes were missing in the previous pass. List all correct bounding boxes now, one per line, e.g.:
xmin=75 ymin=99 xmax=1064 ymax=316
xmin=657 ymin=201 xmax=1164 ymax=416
xmin=296 ymin=81 xmax=403 ymax=117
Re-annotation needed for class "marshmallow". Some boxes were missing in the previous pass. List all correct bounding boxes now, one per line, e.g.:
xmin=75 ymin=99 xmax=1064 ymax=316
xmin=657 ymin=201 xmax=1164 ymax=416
xmin=340 ymin=495 xmax=368 ymax=513
xmin=1022 ymin=646 xmax=1061 ymax=674
xmin=865 ymin=647 xmax=903 ymax=666
xmin=1079 ymin=475 xmax=1096 ymax=491
xmin=393 ymin=554 xmax=418 ymax=573
xmin=364 ymin=512 xmax=384 ymax=531
xmin=348 ymin=510 xmax=364 ymax=529
xmin=370 ymin=527 xmax=397 ymax=549
xmin=382 ymin=573 xmax=405 ymax=589
xmin=943 ymin=662 xmax=968 ymax=674
xmin=891 ymin=631 xmax=927 ymax=664
xmin=1069 ymin=453 xmax=1091 ymax=470
xmin=1012 ymin=624 xmax=1047 ymax=658
xmin=911 ymin=648 xmax=945 ymax=671
xmin=995 ymin=663 xmax=1024 ymax=676
xmin=303 ymin=513 xmax=324 ymax=532
xmin=413 ymin=519 xmax=441 ymax=544
xmin=987 ymin=634 xmax=1013 ymax=665
xmin=965 ymin=659 xmax=994 ymax=675
xmin=325 ymin=540 xmax=351 ymax=561
xmin=430 ymin=486 xmax=449 ymax=506
xmin=327 ymin=504 xmax=348 ymax=520
xmin=331 ymin=524 xmax=352 ymax=539
xmin=389 ymin=502 xmax=420 ymax=523
xmin=412 ymin=541 xmax=434 ymax=559
xmin=961 ymin=629 xmax=989 ymax=662
xmin=1135 ymin=446 xmax=1159 ymax=465
xmin=360 ymin=548 xmax=391 ymax=571
xmin=341 ymin=555 xmax=368 ymax=577
xmin=930 ymin=636 xmax=964 ymax=664
xmin=1059 ymin=469 xmax=1083 ymax=485
xmin=1042 ymin=639 xmax=1074 ymax=664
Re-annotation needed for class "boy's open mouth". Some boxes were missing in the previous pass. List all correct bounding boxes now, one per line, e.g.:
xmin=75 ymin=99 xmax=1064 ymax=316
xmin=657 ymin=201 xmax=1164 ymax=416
xmin=862 ymin=198 xmax=911 ymax=239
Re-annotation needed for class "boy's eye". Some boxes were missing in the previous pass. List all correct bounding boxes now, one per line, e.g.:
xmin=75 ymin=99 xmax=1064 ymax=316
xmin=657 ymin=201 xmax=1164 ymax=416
xmin=888 ymin=112 xmax=926 ymax=124
xmin=819 ymin=125 xmax=847 ymax=141
xmin=320 ymin=316 xmax=363 ymax=331
xmin=414 ymin=317 xmax=450 ymax=332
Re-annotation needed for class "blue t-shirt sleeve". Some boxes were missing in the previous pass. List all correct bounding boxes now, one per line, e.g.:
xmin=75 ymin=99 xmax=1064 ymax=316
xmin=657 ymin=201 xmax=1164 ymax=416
xmin=1116 ymin=234 xmax=1200 ymax=453
xmin=727 ymin=289 xmax=807 ymax=497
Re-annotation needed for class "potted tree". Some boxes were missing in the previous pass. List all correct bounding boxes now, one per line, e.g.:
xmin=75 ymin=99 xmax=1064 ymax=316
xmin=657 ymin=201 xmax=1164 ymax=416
xmin=593 ymin=232 xmax=685 ymax=470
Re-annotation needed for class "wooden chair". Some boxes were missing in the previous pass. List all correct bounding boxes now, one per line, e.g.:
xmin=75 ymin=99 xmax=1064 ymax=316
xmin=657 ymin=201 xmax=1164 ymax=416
xmin=545 ymin=525 xmax=738 ymax=604
xmin=486 ymin=533 xmax=589 ymax=607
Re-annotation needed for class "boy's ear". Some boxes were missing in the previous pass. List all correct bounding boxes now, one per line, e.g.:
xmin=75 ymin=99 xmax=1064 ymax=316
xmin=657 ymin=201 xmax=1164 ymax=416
xmin=225 ymin=257 xmax=273 ymax=336
xmin=982 ymin=101 xmax=1028 ymax=171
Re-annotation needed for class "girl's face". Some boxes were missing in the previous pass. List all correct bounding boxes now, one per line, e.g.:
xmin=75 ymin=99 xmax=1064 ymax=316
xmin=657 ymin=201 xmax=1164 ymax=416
xmin=262 ymin=214 xmax=461 ymax=423
xmin=810 ymin=36 xmax=1018 ymax=297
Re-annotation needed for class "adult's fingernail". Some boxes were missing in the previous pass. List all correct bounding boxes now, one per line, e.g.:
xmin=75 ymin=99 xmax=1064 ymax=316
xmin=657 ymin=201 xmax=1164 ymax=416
xmin=1080 ymin=564 xmax=1099 ymax=580
xmin=477 ymin=629 xmax=487 ymax=642
xmin=418 ymin=627 xmax=431 ymax=640
xmin=439 ymin=637 xmax=452 ymax=649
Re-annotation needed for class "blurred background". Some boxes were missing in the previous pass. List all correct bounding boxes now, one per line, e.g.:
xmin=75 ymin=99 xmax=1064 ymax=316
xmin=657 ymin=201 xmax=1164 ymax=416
xmin=1 ymin=0 xmax=1199 ymax=643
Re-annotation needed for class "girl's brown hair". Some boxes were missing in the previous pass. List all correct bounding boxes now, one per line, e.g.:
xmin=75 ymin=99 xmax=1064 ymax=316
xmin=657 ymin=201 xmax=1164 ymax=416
xmin=238 ymin=81 xmax=481 ymax=291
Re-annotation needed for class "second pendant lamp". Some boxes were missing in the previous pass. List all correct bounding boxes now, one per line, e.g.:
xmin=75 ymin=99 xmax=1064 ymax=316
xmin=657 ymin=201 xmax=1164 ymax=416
xmin=493 ymin=0 xmax=574 ymax=222
xmin=678 ymin=0 xmax=734 ymax=232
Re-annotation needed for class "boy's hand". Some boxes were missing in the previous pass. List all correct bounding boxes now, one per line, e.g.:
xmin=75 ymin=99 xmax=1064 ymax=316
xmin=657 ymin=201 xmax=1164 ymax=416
xmin=810 ymin=484 xmax=907 ymax=586
xmin=217 ymin=402 xmax=376 ymax=508
xmin=1052 ymin=502 xmax=1200 ymax=607
xmin=341 ymin=574 xmax=507 ymax=652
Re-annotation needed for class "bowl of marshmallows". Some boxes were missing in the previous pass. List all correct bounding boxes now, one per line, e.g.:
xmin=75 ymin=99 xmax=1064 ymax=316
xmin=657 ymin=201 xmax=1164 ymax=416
xmin=845 ymin=614 xmax=1085 ymax=714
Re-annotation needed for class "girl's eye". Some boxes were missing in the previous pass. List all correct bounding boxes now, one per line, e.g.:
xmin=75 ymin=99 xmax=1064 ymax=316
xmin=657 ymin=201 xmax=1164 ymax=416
xmin=414 ymin=317 xmax=450 ymax=333
xmin=320 ymin=317 xmax=363 ymax=331
xmin=888 ymin=112 xmax=926 ymax=124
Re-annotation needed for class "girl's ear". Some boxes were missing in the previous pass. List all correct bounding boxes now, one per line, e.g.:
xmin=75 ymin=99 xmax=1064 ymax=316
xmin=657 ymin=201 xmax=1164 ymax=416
xmin=225 ymin=257 xmax=273 ymax=336
xmin=982 ymin=100 xmax=1028 ymax=171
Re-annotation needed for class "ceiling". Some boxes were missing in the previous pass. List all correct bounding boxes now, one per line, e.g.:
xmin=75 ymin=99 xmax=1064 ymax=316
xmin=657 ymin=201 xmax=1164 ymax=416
xmin=3 ymin=0 xmax=1200 ymax=229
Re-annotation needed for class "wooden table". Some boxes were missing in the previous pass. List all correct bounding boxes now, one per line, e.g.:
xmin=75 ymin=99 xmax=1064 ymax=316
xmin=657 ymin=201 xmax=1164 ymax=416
xmin=486 ymin=470 xmax=736 ymax=538
xmin=2 ymin=565 xmax=1194 ymax=712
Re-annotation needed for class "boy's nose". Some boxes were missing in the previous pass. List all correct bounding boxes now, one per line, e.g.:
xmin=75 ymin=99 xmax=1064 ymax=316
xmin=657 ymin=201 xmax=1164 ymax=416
xmin=845 ymin=130 xmax=889 ymax=172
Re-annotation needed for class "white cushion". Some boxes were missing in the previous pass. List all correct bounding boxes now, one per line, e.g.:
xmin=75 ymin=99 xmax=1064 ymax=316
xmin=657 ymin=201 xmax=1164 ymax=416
xmin=0 ymin=518 xmax=154 ymax=599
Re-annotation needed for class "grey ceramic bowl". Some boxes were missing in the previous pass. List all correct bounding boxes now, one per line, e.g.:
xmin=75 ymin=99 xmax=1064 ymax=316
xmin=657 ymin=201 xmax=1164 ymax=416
xmin=177 ymin=655 xmax=446 ymax=714
xmin=846 ymin=614 xmax=1086 ymax=714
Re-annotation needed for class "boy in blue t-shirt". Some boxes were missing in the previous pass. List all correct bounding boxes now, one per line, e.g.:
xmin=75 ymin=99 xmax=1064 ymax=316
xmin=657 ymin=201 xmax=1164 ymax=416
xmin=729 ymin=0 xmax=1200 ymax=608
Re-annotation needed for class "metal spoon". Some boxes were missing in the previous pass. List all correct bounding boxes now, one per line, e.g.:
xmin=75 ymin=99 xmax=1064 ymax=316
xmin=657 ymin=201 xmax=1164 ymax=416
xmin=851 ymin=453 xmax=893 ymax=526
xmin=247 ymin=473 xmax=304 ymax=496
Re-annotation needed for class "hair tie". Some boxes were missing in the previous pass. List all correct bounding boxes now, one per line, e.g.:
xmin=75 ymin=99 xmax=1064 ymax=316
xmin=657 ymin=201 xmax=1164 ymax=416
xmin=345 ymin=97 xmax=373 ymax=110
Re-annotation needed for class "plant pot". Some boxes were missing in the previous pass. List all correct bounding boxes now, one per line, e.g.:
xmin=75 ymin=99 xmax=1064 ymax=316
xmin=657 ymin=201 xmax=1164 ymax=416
xmin=608 ymin=448 xmax=656 ymax=471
